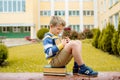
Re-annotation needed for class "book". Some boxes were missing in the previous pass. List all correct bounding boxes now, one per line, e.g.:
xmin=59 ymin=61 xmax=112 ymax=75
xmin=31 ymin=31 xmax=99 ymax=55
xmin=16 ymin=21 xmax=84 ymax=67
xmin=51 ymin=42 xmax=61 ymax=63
xmin=43 ymin=65 xmax=67 ymax=76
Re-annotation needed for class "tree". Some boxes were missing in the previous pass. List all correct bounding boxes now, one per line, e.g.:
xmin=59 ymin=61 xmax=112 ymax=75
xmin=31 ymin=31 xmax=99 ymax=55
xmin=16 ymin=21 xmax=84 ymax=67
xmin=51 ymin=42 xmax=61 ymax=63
xmin=92 ymin=29 xmax=100 ymax=48
xmin=98 ymin=28 xmax=105 ymax=49
xmin=101 ymin=23 xmax=115 ymax=53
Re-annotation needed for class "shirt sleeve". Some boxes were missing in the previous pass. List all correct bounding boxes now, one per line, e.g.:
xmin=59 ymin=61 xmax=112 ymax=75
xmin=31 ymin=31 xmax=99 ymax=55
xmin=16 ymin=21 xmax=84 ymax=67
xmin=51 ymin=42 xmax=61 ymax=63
xmin=43 ymin=37 xmax=60 ymax=58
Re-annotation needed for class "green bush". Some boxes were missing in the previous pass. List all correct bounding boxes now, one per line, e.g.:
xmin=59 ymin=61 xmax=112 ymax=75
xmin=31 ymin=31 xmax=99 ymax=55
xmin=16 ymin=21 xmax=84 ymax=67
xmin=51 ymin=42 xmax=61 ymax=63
xmin=118 ymin=18 xmax=120 ymax=34
xmin=0 ymin=44 xmax=8 ymax=65
xmin=62 ymin=27 xmax=79 ymax=40
xmin=91 ymin=28 xmax=98 ymax=36
xmin=83 ymin=29 xmax=93 ymax=39
xmin=98 ymin=28 xmax=105 ymax=49
xmin=117 ymin=18 xmax=120 ymax=55
xmin=37 ymin=28 xmax=49 ymax=39
xmin=101 ymin=23 xmax=115 ymax=53
xmin=92 ymin=29 xmax=100 ymax=48
xmin=117 ymin=35 xmax=120 ymax=55
xmin=69 ymin=30 xmax=78 ymax=40
xmin=62 ymin=27 xmax=71 ymax=38
xmin=78 ymin=32 xmax=86 ymax=40
xmin=111 ymin=31 xmax=119 ymax=55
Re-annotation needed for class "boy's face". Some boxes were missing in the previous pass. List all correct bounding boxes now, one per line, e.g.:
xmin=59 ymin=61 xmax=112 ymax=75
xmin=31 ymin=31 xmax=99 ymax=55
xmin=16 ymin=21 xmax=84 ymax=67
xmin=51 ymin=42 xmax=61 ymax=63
xmin=50 ymin=25 xmax=64 ymax=35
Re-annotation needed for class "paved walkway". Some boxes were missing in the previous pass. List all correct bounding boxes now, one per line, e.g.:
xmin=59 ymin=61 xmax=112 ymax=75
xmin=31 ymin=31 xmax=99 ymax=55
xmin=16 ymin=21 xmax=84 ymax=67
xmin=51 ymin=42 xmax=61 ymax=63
xmin=2 ymin=38 xmax=32 ymax=47
xmin=0 ymin=72 xmax=120 ymax=80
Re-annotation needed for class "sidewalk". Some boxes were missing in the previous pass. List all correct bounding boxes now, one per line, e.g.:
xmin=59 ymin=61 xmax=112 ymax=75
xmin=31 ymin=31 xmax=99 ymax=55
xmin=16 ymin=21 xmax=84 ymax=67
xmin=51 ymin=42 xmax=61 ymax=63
xmin=2 ymin=38 xmax=32 ymax=47
xmin=0 ymin=72 xmax=120 ymax=80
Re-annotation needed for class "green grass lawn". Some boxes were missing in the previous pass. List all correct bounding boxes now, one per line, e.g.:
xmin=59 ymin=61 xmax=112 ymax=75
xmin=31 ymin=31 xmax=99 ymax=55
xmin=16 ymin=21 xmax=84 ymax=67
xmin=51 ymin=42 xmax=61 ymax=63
xmin=0 ymin=39 xmax=120 ymax=72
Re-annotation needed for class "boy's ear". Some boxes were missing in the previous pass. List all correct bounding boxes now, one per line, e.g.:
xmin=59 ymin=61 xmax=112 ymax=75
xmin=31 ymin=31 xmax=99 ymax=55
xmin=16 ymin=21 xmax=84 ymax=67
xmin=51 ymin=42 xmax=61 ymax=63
xmin=50 ymin=24 xmax=53 ymax=28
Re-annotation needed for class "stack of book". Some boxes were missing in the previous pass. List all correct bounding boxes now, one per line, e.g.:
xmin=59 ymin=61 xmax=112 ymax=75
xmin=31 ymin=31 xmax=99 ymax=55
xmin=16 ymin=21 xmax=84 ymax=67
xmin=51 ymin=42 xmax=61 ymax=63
xmin=43 ymin=65 xmax=67 ymax=76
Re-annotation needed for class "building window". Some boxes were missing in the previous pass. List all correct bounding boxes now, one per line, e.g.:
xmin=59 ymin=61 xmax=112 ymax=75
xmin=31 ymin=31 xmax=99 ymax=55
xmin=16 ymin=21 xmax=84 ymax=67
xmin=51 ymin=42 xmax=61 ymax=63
xmin=114 ymin=13 xmax=119 ymax=29
xmin=104 ymin=19 xmax=106 ymax=27
xmin=13 ymin=0 xmax=16 ymax=12
xmin=18 ymin=0 xmax=21 ymax=11
xmin=13 ymin=27 xmax=21 ymax=32
xmin=40 ymin=0 xmax=49 ymax=2
xmin=2 ymin=27 xmax=10 ymax=33
xmin=113 ymin=0 xmax=119 ymax=4
xmin=104 ymin=0 xmax=106 ymax=12
xmin=69 ymin=10 xmax=80 ymax=16
xmin=41 ymin=25 xmax=49 ymax=29
xmin=8 ymin=0 xmax=12 ymax=12
xmin=24 ymin=27 xmax=30 ymax=32
xmin=4 ymin=0 xmax=7 ymax=12
xmin=54 ymin=10 xmax=65 ymax=16
xmin=22 ymin=0 xmax=25 ymax=11
xmin=83 ymin=10 xmax=94 ymax=16
xmin=84 ymin=24 xmax=94 ymax=30
xmin=0 ymin=0 xmax=26 ymax=13
xmin=109 ymin=16 xmax=113 ymax=24
xmin=40 ymin=11 xmax=51 ymax=16
xmin=70 ymin=25 xmax=80 ymax=32
xmin=83 ymin=11 xmax=86 ymax=16
xmin=0 ymin=0 xmax=3 ymax=12
xmin=109 ymin=0 xmax=113 ymax=7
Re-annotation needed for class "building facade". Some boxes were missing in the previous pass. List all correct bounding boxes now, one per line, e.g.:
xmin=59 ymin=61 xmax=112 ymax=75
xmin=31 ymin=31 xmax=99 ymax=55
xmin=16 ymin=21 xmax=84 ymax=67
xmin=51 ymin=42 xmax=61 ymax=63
xmin=0 ymin=0 xmax=120 ymax=38
xmin=0 ymin=0 xmax=38 ymax=39
xmin=39 ymin=0 xmax=97 ymax=33
xmin=97 ymin=0 xmax=120 ymax=30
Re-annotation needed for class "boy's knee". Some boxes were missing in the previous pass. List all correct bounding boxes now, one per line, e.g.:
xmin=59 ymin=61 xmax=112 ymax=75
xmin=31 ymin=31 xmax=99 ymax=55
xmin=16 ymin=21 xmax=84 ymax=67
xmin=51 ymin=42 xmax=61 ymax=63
xmin=76 ymin=40 xmax=82 ymax=45
xmin=69 ymin=41 xmax=79 ymax=47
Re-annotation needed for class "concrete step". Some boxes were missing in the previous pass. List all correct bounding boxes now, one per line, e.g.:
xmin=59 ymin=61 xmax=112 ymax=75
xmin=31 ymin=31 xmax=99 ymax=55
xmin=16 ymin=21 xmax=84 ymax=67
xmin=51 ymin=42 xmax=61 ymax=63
xmin=0 ymin=72 xmax=120 ymax=80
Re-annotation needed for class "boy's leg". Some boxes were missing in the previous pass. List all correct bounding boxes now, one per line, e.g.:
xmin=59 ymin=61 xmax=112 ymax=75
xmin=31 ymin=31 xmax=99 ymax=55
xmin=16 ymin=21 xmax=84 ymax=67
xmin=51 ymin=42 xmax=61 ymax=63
xmin=50 ymin=40 xmax=98 ymax=76
xmin=49 ymin=49 xmax=73 ymax=67
xmin=64 ymin=40 xmax=98 ymax=77
xmin=50 ymin=40 xmax=84 ymax=67
xmin=64 ymin=40 xmax=84 ymax=66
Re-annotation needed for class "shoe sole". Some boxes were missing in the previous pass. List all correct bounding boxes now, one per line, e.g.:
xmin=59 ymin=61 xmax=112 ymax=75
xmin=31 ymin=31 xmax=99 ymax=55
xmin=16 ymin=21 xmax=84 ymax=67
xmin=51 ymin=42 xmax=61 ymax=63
xmin=78 ymin=73 xmax=98 ymax=77
xmin=73 ymin=73 xmax=78 ymax=75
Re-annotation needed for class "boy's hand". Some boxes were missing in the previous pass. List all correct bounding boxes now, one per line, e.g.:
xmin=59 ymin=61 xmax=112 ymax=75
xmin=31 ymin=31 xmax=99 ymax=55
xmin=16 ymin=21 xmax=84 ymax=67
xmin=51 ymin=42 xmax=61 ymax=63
xmin=65 ymin=37 xmax=70 ymax=43
xmin=61 ymin=37 xmax=70 ymax=46
xmin=61 ymin=39 xmax=68 ymax=46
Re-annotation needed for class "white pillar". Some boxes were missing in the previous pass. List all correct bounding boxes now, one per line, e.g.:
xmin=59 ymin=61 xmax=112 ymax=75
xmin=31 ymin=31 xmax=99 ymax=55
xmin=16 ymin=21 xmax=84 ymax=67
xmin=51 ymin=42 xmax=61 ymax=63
xmin=65 ymin=0 xmax=69 ymax=27
xmin=51 ymin=0 xmax=54 ymax=16
xmin=30 ymin=26 xmax=36 ymax=39
xmin=79 ymin=0 xmax=83 ymax=32
xmin=38 ymin=0 xmax=40 ymax=29
xmin=94 ymin=0 xmax=98 ymax=28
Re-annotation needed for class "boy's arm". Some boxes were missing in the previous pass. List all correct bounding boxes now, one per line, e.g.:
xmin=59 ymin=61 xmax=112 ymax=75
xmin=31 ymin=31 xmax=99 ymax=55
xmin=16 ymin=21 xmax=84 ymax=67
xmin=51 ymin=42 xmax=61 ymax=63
xmin=43 ymin=37 xmax=63 ymax=58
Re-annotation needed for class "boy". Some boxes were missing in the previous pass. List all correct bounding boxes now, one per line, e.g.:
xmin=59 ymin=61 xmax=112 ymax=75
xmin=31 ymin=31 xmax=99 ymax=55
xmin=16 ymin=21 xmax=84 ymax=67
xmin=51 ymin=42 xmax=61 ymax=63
xmin=43 ymin=16 xmax=98 ymax=77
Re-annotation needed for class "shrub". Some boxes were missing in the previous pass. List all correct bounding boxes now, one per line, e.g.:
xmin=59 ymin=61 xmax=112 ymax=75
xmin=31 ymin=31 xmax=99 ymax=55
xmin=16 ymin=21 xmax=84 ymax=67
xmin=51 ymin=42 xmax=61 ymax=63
xmin=117 ymin=18 xmax=120 ymax=55
xmin=118 ymin=18 xmax=120 ymax=34
xmin=117 ymin=35 xmax=120 ymax=55
xmin=25 ymin=36 xmax=31 ymax=41
xmin=62 ymin=27 xmax=79 ymax=40
xmin=69 ymin=30 xmax=78 ymax=40
xmin=62 ymin=27 xmax=71 ymax=38
xmin=92 ymin=29 xmax=100 ymax=48
xmin=37 ymin=28 xmax=49 ymax=39
xmin=91 ymin=28 xmax=98 ymax=36
xmin=0 ymin=44 xmax=8 ymax=65
xmin=78 ymin=32 xmax=86 ymax=40
xmin=101 ymin=23 xmax=115 ymax=53
xmin=98 ymin=28 xmax=105 ymax=49
xmin=111 ymin=31 xmax=119 ymax=55
xmin=83 ymin=29 xmax=93 ymax=39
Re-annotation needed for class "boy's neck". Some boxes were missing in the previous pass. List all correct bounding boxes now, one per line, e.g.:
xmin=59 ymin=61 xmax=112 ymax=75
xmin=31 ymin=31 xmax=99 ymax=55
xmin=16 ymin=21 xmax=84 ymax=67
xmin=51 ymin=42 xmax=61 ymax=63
xmin=49 ymin=30 xmax=58 ymax=36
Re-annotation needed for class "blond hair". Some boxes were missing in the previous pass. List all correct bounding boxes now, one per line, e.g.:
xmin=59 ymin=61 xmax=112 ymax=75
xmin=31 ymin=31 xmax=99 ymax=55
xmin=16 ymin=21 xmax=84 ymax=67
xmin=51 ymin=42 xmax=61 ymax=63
xmin=49 ymin=16 xmax=66 ymax=27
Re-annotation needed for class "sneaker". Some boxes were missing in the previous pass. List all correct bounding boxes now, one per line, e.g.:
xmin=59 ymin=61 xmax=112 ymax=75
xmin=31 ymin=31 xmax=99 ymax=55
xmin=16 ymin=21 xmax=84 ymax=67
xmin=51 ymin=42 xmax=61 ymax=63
xmin=73 ymin=62 xmax=79 ymax=75
xmin=73 ymin=68 xmax=79 ymax=75
xmin=78 ymin=66 xmax=98 ymax=77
